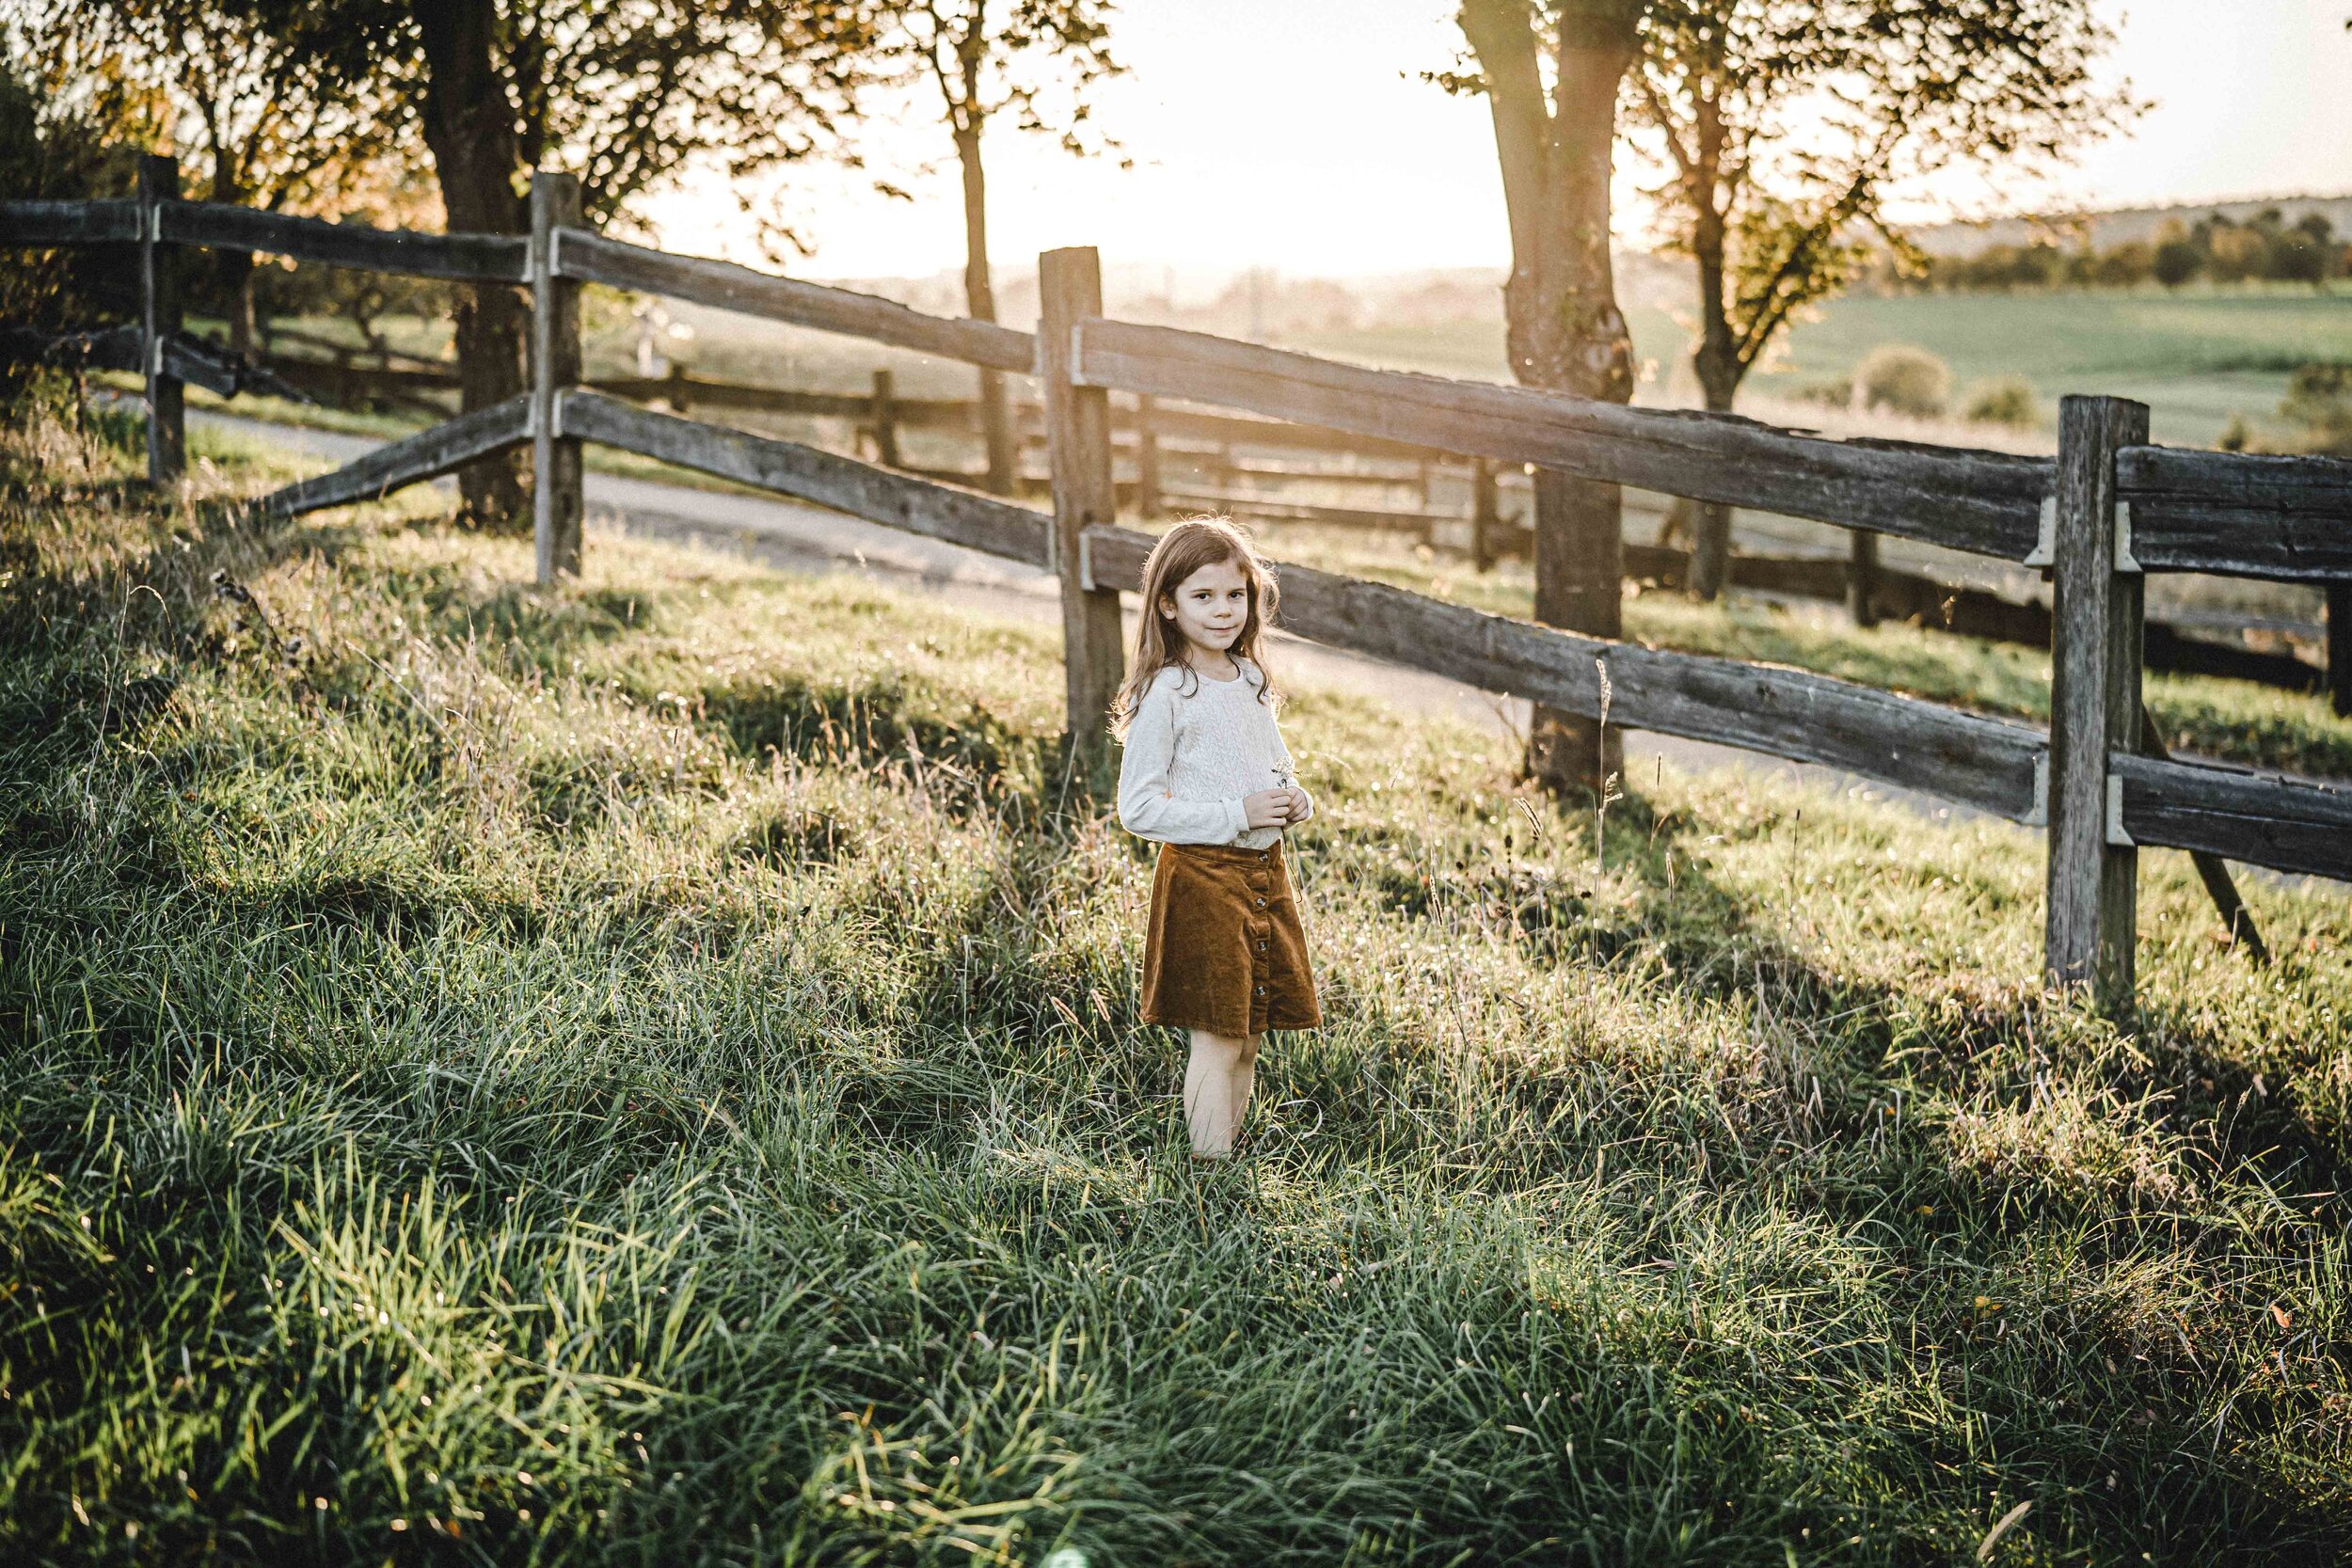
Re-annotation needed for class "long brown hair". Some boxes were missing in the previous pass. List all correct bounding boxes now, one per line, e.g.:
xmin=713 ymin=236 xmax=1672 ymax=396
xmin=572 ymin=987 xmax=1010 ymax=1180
xmin=1108 ymin=515 xmax=1281 ymax=740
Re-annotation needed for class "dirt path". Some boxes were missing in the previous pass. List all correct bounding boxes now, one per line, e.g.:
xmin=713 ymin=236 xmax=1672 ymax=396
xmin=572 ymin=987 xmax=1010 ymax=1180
xmin=195 ymin=410 xmax=2004 ymax=827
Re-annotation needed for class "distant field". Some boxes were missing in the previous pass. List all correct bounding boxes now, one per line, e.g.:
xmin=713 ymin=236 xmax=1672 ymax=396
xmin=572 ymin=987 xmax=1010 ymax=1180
xmin=1286 ymin=285 xmax=2352 ymax=450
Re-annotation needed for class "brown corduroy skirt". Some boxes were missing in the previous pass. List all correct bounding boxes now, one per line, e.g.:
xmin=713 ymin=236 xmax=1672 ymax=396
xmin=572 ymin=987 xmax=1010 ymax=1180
xmin=1139 ymin=838 xmax=1320 ymax=1037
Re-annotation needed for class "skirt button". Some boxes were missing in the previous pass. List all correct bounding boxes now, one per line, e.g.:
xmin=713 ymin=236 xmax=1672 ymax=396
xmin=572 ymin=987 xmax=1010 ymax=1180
xmin=1253 ymin=897 xmax=1266 ymax=909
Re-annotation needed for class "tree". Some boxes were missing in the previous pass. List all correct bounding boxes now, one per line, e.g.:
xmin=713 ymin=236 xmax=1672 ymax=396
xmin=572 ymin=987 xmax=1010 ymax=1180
xmin=21 ymin=0 xmax=404 ymax=358
xmin=1626 ymin=0 xmax=2136 ymax=597
xmin=204 ymin=0 xmax=883 ymax=525
xmin=2152 ymin=231 xmax=2200 ymax=289
xmin=879 ymin=1 xmax=1122 ymax=496
xmin=1443 ymin=0 xmax=1645 ymax=797
xmin=0 ymin=57 xmax=157 ymax=401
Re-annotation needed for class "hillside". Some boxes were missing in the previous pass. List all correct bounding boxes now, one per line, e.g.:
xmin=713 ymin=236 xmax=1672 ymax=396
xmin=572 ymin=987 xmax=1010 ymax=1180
xmin=3 ymin=402 xmax=2349 ymax=1563
xmin=1907 ymin=193 xmax=2352 ymax=258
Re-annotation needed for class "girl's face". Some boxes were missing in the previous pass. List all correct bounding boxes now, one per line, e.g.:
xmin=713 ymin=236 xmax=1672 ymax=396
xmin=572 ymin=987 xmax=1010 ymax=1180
xmin=1159 ymin=556 xmax=1250 ymax=659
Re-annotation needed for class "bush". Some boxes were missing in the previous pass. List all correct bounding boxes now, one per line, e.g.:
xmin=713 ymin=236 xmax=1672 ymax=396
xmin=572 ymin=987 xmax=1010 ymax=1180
xmin=1790 ymin=377 xmax=1853 ymax=409
xmin=1853 ymin=343 xmax=1950 ymax=418
xmin=2279 ymin=361 xmax=2352 ymax=453
xmin=1962 ymin=377 xmax=2041 ymax=428
xmin=2217 ymin=413 xmax=2256 ymax=452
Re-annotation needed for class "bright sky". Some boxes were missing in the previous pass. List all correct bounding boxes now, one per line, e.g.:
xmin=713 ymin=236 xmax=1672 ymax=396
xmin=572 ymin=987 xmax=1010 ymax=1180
xmin=639 ymin=0 xmax=2352 ymax=281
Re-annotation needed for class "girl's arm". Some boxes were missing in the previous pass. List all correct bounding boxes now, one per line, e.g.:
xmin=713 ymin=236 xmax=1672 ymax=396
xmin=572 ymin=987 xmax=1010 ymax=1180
xmin=1276 ymin=732 xmax=1314 ymax=823
xmin=1117 ymin=686 xmax=1248 ymax=844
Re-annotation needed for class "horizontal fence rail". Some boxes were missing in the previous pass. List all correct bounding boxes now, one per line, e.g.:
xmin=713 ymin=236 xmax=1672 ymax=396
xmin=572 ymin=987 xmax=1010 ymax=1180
xmin=2112 ymin=752 xmax=2352 ymax=880
xmin=2117 ymin=446 xmax=2352 ymax=582
xmin=1 ymin=199 xmax=143 ymax=244
xmin=161 ymin=202 xmax=528 ymax=281
xmin=556 ymin=389 xmax=1051 ymax=565
xmin=261 ymin=395 xmax=531 ymax=516
xmin=551 ymin=229 xmax=1035 ymax=373
xmin=1082 ymin=523 xmax=2048 ymax=821
xmin=1071 ymin=319 xmax=2057 ymax=563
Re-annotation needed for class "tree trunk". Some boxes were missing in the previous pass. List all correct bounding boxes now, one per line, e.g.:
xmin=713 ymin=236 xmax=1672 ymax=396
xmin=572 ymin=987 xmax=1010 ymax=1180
xmin=955 ymin=124 xmax=1017 ymax=497
xmin=221 ymin=250 xmax=258 ymax=360
xmin=416 ymin=0 xmax=529 ymax=529
xmin=207 ymin=153 xmax=259 ymax=361
xmin=1687 ymin=366 xmax=1739 ymax=600
xmin=1685 ymin=142 xmax=1740 ymax=603
xmin=1463 ymin=0 xmax=1640 ymax=799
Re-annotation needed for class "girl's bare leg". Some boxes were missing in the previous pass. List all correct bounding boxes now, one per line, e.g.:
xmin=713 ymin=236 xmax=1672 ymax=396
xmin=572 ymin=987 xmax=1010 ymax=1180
xmin=1184 ymin=1029 xmax=1257 ymax=1158
xmin=1230 ymin=1032 xmax=1261 ymax=1132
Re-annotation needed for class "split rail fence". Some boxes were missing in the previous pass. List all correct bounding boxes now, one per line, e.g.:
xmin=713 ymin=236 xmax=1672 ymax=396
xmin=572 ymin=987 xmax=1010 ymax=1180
xmin=8 ymin=159 xmax=2352 ymax=1012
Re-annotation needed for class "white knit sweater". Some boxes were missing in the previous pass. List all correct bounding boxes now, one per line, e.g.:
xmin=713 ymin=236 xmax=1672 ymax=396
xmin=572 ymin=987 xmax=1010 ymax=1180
xmin=1116 ymin=657 xmax=1313 ymax=848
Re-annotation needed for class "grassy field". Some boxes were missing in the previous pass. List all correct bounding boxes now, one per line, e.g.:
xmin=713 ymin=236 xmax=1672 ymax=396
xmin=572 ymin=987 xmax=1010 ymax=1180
xmin=4 ymin=400 xmax=2349 ymax=1564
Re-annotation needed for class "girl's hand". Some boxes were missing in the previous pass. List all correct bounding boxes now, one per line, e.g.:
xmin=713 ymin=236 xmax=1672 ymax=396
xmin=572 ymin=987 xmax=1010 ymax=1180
xmin=1242 ymin=788 xmax=1295 ymax=829
xmin=1284 ymin=785 xmax=1313 ymax=824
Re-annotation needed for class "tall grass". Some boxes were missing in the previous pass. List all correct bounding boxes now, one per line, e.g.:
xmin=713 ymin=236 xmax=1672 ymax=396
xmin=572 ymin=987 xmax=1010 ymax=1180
xmin=2 ymin=396 xmax=2348 ymax=1564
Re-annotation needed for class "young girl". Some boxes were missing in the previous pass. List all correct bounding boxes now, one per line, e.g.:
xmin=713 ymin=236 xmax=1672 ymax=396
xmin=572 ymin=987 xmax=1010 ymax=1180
xmin=1112 ymin=517 xmax=1318 ymax=1162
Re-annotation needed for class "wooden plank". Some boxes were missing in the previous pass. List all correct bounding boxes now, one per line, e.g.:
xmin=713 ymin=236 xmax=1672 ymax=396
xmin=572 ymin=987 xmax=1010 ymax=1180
xmin=1158 ymin=485 xmax=1451 ymax=531
xmin=2114 ymin=752 xmax=2352 ymax=883
xmin=555 ymin=390 xmax=1049 ymax=566
xmin=258 ymin=396 xmax=532 ymax=516
xmin=530 ymin=173 xmax=584 ymax=583
xmin=583 ymin=373 xmax=970 ymax=424
xmin=552 ymin=229 xmax=1034 ymax=373
xmin=160 ymin=201 xmax=528 ymax=281
xmin=1072 ymin=319 xmax=2052 ymax=562
xmin=139 ymin=156 xmax=184 ymax=484
xmin=0 ymin=199 xmax=143 ymax=245
xmin=2044 ymin=395 xmax=2149 ymax=1007
xmin=1134 ymin=401 xmax=1452 ymax=464
xmin=158 ymin=335 xmax=246 ymax=399
xmin=2117 ymin=445 xmax=2352 ymax=582
xmin=1081 ymin=523 xmax=2045 ymax=821
xmin=1038 ymin=247 xmax=1128 ymax=787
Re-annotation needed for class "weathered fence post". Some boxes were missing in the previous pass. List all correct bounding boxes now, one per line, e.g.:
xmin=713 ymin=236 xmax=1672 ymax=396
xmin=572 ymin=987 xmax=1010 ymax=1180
xmin=136 ymin=152 xmax=183 ymax=484
xmin=1848 ymin=529 xmax=1880 ymax=627
xmin=2328 ymin=582 xmax=2349 ymax=719
xmin=1134 ymin=393 xmax=1162 ymax=518
xmin=1470 ymin=458 xmax=1500 ymax=573
xmin=530 ymin=171 xmax=584 ymax=584
xmin=869 ymin=368 xmax=900 ymax=467
xmin=2044 ymin=393 xmax=2150 ymax=1012
xmin=1039 ymin=245 xmax=1127 ymax=790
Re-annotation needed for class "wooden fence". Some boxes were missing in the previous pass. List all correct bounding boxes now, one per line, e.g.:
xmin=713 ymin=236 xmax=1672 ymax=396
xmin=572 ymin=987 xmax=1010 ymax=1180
xmin=8 ymin=160 xmax=2352 ymax=1014
xmin=56 ymin=322 xmax=2326 ymax=698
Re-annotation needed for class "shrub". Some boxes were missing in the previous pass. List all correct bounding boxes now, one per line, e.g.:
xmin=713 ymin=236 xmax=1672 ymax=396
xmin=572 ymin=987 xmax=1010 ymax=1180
xmin=1853 ymin=343 xmax=1950 ymax=418
xmin=2217 ymin=413 xmax=2256 ymax=452
xmin=1963 ymin=377 xmax=2041 ymax=428
xmin=1790 ymin=377 xmax=1853 ymax=409
xmin=2279 ymin=361 xmax=2352 ymax=454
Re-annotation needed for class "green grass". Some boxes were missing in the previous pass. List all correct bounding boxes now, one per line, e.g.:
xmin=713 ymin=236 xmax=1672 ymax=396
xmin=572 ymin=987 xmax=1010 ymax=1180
xmin=1287 ymin=285 xmax=2352 ymax=450
xmin=5 ymin=397 xmax=2351 ymax=1563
